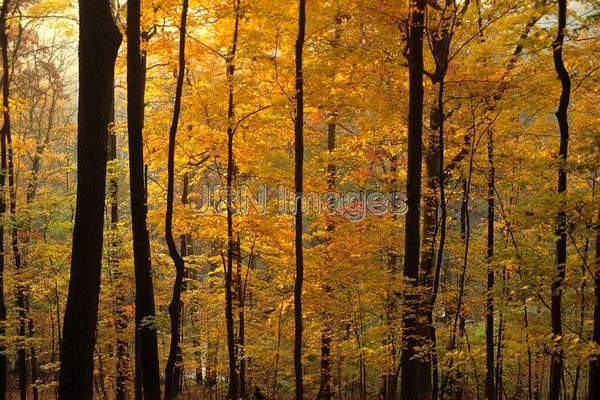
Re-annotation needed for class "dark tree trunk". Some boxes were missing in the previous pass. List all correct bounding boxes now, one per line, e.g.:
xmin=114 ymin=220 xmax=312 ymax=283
xmin=174 ymin=173 xmax=191 ymax=394
xmin=423 ymin=5 xmax=472 ymax=398
xmin=29 ymin=319 xmax=37 ymax=400
xmin=400 ymin=0 xmax=425 ymax=399
xmin=164 ymin=1 xmax=188 ymax=398
xmin=127 ymin=1 xmax=161 ymax=399
xmin=0 ymin=1 xmax=9 ymax=397
xmin=293 ymin=1 xmax=306 ymax=399
xmin=58 ymin=0 xmax=121 ymax=397
xmin=7 ymin=81 xmax=25 ymax=400
xmin=486 ymin=128 xmax=495 ymax=400
xmin=317 ymin=16 xmax=341 ymax=399
xmin=225 ymin=2 xmax=241 ymax=398
xmin=590 ymin=206 xmax=600 ymax=398
xmin=316 ymin=118 xmax=336 ymax=400
xmin=549 ymin=0 xmax=570 ymax=398
xmin=235 ymin=240 xmax=247 ymax=399
xmin=0 ymin=3 xmax=27 ymax=399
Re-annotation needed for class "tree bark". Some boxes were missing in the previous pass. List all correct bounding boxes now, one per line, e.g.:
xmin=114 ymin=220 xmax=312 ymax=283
xmin=317 ymin=15 xmax=341 ymax=399
xmin=235 ymin=239 xmax=247 ymax=399
xmin=0 ymin=3 xmax=27 ymax=398
xmin=58 ymin=0 xmax=121 ymax=397
xmin=0 ymin=1 xmax=9 ymax=397
xmin=486 ymin=128 xmax=495 ymax=400
xmin=400 ymin=0 xmax=425 ymax=399
xmin=589 ymin=205 xmax=600 ymax=398
xmin=293 ymin=1 xmax=306 ymax=399
xmin=164 ymin=1 xmax=188 ymax=398
xmin=549 ymin=0 xmax=570 ymax=398
xmin=127 ymin=1 xmax=161 ymax=398
xmin=224 ymin=2 xmax=241 ymax=398
xmin=174 ymin=173 xmax=191 ymax=394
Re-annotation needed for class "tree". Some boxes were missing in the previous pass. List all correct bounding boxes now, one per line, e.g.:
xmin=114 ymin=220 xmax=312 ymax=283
xmin=58 ymin=0 xmax=121 ymax=397
xmin=400 ymin=0 xmax=426 ymax=398
xmin=224 ymin=2 xmax=241 ymax=398
xmin=0 ymin=1 xmax=9 ymax=398
xmin=590 ymin=205 xmax=600 ymax=398
xmin=164 ymin=0 xmax=188 ymax=398
xmin=293 ymin=1 xmax=306 ymax=399
xmin=127 ymin=0 xmax=161 ymax=398
xmin=549 ymin=0 xmax=571 ymax=398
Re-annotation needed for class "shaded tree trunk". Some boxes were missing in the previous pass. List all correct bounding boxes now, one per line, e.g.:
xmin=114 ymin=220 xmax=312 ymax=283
xmin=164 ymin=1 xmax=188 ymax=398
xmin=293 ymin=1 xmax=306 ymax=399
xmin=58 ymin=0 xmax=121 ymax=397
xmin=486 ymin=128 xmax=495 ymax=400
xmin=0 ymin=3 xmax=27 ymax=399
xmin=224 ymin=2 xmax=241 ymax=398
xmin=590 ymin=205 xmax=600 ymax=398
xmin=127 ymin=0 xmax=161 ymax=398
xmin=0 ymin=1 xmax=9 ymax=397
xmin=235 ymin=239 xmax=247 ymax=399
xmin=549 ymin=0 xmax=571 ymax=398
xmin=400 ymin=0 xmax=425 ymax=399
xmin=174 ymin=172 xmax=191 ymax=394
xmin=316 ymin=118 xmax=336 ymax=400
xmin=317 ymin=15 xmax=341 ymax=399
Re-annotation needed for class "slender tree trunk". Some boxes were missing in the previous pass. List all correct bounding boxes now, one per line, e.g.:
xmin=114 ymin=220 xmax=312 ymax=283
xmin=0 ymin=3 xmax=27 ymax=399
xmin=235 ymin=239 xmax=247 ymax=399
xmin=549 ymin=0 xmax=570 ymax=398
xmin=315 ymin=111 xmax=336 ymax=400
xmin=272 ymin=298 xmax=285 ymax=400
xmin=29 ymin=319 xmax=37 ymax=400
xmin=24 ymin=73 xmax=56 ymax=400
xmin=225 ymin=2 xmax=241 ymax=398
xmin=293 ymin=1 xmax=306 ymax=399
xmin=495 ymin=268 xmax=505 ymax=400
xmin=486 ymin=128 xmax=495 ymax=400
xmin=4 ymin=37 xmax=26 ymax=399
xmin=127 ymin=0 xmax=161 ymax=398
xmin=590 ymin=205 xmax=600 ymax=398
xmin=164 ymin=1 xmax=188 ymax=398
xmin=400 ymin=0 xmax=425 ymax=399
xmin=0 ymin=1 xmax=8 ymax=397
xmin=58 ymin=0 xmax=121 ymax=397
xmin=317 ymin=15 xmax=341 ymax=399
xmin=7 ymin=80 xmax=26 ymax=400
xmin=174 ymin=173 xmax=190 ymax=394
xmin=429 ymin=77 xmax=448 ymax=400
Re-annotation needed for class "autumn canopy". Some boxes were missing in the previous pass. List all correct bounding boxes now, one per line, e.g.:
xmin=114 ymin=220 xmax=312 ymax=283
xmin=0 ymin=0 xmax=598 ymax=399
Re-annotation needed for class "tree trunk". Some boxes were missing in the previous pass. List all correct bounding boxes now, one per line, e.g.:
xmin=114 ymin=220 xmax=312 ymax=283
xmin=127 ymin=1 xmax=161 ymax=398
xmin=174 ymin=173 xmax=191 ymax=394
xmin=317 ymin=15 xmax=341 ymax=399
xmin=293 ymin=1 xmax=306 ymax=399
xmin=0 ymin=1 xmax=9 ymax=397
xmin=58 ymin=0 xmax=121 ymax=397
xmin=0 ymin=3 xmax=28 ymax=399
xmin=590 ymin=205 xmax=600 ymax=398
xmin=225 ymin=2 xmax=241 ymax=398
xmin=164 ymin=1 xmax=188 ymax=398
xmin=235 ymin=239 xmax=247 ymax=399
xmin=7 ymin=77 xmax=26 ymax=400
xmin=549 ymin=0 xmax=570 ymax=398
xmin=400 ymin=0 xmax=425 ymax=399
xmin=486 ymin=128 xmax=495 ymax=400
